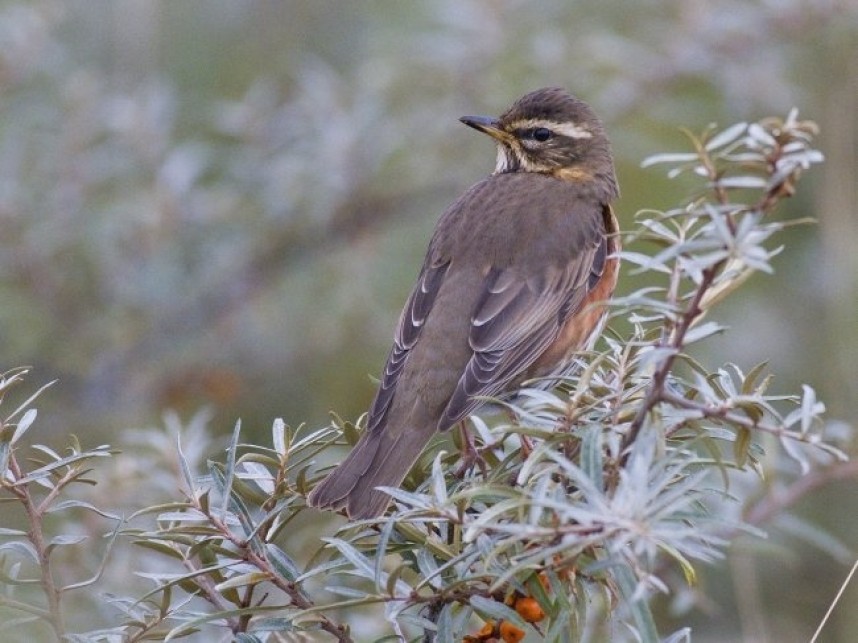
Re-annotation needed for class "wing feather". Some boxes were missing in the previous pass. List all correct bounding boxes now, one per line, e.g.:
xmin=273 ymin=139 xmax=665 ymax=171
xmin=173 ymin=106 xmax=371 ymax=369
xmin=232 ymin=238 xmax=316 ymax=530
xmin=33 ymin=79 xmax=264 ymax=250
xmin=366 ymin=260 xmax=450 ymax=433
xmin=439 ymin=245 xmax=598 ymax=428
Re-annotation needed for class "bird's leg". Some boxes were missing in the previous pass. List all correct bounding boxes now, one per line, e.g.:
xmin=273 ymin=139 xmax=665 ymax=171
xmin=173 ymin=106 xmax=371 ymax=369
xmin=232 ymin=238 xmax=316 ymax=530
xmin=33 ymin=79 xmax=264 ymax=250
xmin=455 ymin=421 xmax=488 ymax=478
xmin=519 ymin=433 xmax=535 ymax=458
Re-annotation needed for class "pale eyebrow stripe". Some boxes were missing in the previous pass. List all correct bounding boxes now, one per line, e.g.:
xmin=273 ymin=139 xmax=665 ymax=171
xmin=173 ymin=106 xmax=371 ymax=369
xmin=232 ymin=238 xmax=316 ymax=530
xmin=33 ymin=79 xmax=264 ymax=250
xmin=507 ymin=118 xmax=592 ymax=139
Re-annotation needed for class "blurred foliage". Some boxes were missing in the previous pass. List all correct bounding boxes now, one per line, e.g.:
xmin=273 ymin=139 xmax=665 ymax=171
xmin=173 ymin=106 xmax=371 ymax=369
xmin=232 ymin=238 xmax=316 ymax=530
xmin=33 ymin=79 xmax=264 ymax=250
xmin=1 ymin=0 xmax=857 ymax=640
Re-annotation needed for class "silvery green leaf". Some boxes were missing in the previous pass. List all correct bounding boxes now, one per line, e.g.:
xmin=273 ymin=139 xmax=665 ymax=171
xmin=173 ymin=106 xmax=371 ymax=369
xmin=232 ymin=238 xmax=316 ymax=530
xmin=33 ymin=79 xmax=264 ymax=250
xmin=323 ymin=538 xmax=375 ymax=579
xmin=248 ymin=618 xmax=298 ymax=633
xmin=0 ymin=540 xmax=39 ymax=564
xmin=378 ymin=486 xmax=431 ymax=510
xmin=156 ymin=509 xmax=210 ymax=522
xmin=435 ymin=603 xmax=454 ymax=643
xmin=621 ymin=250 xmax=673 ymax=274
xmin=614 ymin=563 xmax=659 ymax=643
xmin=748 ymin=123 xmax=777 ymax=147
xmin=272 ymin=417 xmax=287 ymax=456
xmin=683 ymin=321 xmax=726 ymax=345
xmin=704 ymin=122 xmax=747 ymax=151
xmin=47 ymin=534 xmax=87 ymax=551
xmin=220 ymin=419 xmax=242 ymax=516
xmin=176 ymin=434 xmax=196 ymax=495
xmin=11 ymin=408 xmax=37 ymax=445
xmin=238 ymin=461 xmax=274 ymax=494
xmin=784 ymin=107 xmax=801 ymax=127
xmin=432 ymin=451 xmax=449 ymax=505
xmin=581 ymin=425 xmax=604 ymax=493
xmin=394 ymin=611 xmax=438 ymax=633
xmin=722 ymin=151 xmax=766 ymax=162
xmin=6 ymin=378 xmax=55 ymax=422
xmin=0 ymin=527 xmax=27 ymax=536
xmin=266 ymin=543 xmax=301 ymax=583
xmin=635 ymin=346 xmax=679 ymax=371
xmin=214 ymin=571 xmax=270 ymax=591
xmin=640 ymin=152 xmax=699 ymax=168
xmin=469 ymin=414 xmax=495 ymax=446
xmin=717 ymin=176 xmax=768 ymax=189
xmin=234 ymin=634 xmax=264 ymax=643
xmin=45 ymin=500 xmax=120 ymax=519
xmin=800 ymin=385 xmax=824 ymax=435
xmin=13 ymin=447 xmax=113 ymax=486
xmin=415 ymin=548 xmax=442 ymax=589
xmin=780 ymin=435 xmax=811 ymax=474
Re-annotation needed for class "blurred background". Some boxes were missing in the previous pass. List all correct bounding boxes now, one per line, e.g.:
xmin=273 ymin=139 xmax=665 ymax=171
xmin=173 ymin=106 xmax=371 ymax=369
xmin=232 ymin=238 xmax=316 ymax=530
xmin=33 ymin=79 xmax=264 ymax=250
xmin=1 ymin=0 xmax=856 ymax=640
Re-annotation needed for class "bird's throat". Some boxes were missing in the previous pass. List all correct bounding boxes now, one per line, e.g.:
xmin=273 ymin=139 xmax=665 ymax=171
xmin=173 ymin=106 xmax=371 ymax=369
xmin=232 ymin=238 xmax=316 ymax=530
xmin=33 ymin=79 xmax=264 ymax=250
xmin=494 ymin=145 xmax=519 ymax=173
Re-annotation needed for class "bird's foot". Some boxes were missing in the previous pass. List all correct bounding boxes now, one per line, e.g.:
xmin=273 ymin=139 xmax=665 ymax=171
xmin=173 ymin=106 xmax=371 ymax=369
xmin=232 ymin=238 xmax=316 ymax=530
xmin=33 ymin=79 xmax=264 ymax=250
xmin=455 ymin=422 xmax=489 ymax=479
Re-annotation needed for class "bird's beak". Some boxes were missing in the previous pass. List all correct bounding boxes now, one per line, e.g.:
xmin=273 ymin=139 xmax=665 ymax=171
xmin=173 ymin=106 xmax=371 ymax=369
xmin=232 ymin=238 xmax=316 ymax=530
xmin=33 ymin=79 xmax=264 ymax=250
xmin=459 ymin=115 xmax=512 ymax=143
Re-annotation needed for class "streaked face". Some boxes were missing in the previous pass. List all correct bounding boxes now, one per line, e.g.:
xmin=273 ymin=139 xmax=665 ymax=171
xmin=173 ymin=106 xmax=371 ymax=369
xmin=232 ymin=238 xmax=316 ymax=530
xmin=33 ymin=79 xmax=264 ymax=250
xmin=493 ymin=116 xmax=596 ymax=174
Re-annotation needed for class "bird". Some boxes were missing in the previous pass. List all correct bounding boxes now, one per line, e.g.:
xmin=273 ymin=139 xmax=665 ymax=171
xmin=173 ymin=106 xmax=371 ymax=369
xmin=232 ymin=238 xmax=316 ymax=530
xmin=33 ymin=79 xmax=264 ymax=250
xmin=307 ymin=87 xmax=620 ymax=519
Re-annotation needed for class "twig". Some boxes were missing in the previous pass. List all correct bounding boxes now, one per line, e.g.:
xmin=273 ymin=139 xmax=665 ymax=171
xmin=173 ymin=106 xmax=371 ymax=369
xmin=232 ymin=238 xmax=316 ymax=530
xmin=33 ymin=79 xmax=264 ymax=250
xmin=810 ymin=556 xmax=858 ymax=643
xmin=7 ymin=454 xmax=67 ymax=641
xmin=743 ymin=459 xmax=858 ymax=527
xmin=198 ymin=502 xmax=354 ymax=642
xmin=621 ymin=264 xmax=719 ymax=454
xmin=660 ymin=390 xmax=846 ymax=459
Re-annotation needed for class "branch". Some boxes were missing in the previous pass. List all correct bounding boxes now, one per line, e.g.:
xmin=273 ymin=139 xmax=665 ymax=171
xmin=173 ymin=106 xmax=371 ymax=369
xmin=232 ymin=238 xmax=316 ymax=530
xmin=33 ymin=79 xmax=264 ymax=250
xmin=6 ymin=454 xmax=67 ymax=641
xmin=661 ymin=390 xmax=845 ymax=459
xmin=744 ymin=459 xmax=858 ymax=527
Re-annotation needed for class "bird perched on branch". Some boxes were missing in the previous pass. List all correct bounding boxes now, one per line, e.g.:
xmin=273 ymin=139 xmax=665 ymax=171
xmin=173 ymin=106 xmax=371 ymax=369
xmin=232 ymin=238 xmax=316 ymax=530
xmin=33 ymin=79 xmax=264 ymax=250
xmin=308 ymin=87 xmax=620 ymax=519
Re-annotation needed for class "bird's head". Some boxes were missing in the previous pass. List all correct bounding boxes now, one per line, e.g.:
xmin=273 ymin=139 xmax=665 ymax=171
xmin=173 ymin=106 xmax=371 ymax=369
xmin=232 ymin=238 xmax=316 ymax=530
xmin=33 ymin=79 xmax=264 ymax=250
xmin=460 ymin=87 xmax=616 ymax=192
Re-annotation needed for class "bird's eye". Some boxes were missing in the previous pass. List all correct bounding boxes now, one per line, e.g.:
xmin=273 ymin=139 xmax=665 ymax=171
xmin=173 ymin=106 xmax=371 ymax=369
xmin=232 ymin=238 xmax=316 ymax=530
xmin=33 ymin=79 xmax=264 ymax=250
xmin=532 ymin=127 xmax=552 ymax=142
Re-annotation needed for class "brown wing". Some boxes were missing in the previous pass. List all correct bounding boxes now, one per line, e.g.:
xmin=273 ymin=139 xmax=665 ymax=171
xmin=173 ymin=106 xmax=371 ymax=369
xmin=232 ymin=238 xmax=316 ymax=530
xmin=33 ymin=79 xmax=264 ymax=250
xmin=438 ymin=240 xmax=601 ymax=428
xmin=365 ymin=259 xmax=450 ymax=433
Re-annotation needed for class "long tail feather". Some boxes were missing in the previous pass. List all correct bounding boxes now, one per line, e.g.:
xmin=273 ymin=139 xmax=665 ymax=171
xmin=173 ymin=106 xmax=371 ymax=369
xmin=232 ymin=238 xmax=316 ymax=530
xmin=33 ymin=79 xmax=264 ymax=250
xmin=307 ymin=425 xmax=434 ymax=519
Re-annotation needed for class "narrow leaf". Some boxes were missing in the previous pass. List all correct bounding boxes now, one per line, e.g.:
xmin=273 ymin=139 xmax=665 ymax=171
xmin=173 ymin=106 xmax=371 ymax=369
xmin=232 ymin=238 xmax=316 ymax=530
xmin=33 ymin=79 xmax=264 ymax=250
xmin=717 ymin=176 xmax=768 ymax=189
xmin=221 ymin=419 xmax=242 ymax=517
xmin=265 ymin=543 xmax=301 ymax=583
xmin=272 ymin=418 xmax=287 ymax=457
xmin=641 ymin=152 xmax=699 ymax=168
xmin=704 ymin=122 xmax=747 ymax=151
xmin=214 ymin=572 xmax=271 ymax=592
xmin=580 ymin=425 xmax=604 ymax=493
xmin=11 ymin=409 xmax=37 ymax=445
xmin=323 ymin=538 xmax=375 ymax=579
xmin=614 ymin=563 xmax=659 ymax=643
xmin=470 ymin=595 xmax=528 ymax=629
xmin=176 ymin=434 xmax=196 ymax=496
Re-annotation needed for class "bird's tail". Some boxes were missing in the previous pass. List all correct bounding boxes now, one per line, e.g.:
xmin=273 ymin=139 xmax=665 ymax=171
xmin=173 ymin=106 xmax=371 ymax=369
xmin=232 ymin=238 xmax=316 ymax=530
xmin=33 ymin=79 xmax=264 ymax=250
xmin=307 ymin=424 xmax=434 ymax=519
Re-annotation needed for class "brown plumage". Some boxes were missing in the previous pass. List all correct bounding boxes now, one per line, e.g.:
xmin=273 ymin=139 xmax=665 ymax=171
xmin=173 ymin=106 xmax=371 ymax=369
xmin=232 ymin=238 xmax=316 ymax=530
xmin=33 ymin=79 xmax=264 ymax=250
xmin=307 ymin=87 xmax=620 ymax=519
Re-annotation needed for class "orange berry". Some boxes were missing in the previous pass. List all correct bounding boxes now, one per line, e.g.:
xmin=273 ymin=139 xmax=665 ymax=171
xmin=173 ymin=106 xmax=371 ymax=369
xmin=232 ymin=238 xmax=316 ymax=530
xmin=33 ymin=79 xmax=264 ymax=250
xmin=463 ymin=620 xmax=495 ymax=642
xmin=498 ymin=621 xmax=525 ymax=643
xmin=515 ymin=596 xmax=545 ymax=623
